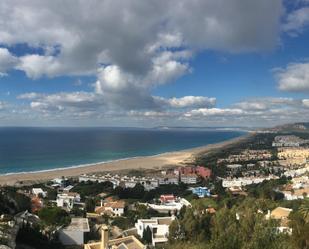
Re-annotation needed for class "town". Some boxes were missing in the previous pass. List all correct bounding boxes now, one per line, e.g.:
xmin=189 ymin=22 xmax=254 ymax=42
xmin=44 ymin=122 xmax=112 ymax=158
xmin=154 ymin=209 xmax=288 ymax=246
xmin=0 ymin=125 xmax=309 ymax=249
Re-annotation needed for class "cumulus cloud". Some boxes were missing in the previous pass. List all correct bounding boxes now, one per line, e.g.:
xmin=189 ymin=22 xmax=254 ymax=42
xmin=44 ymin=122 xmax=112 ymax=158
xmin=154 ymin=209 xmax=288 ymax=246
xmin=0 ymin=48 xmax=18 ymax=76
xmin=0 ymin=0 xmax=282 ymax=79
xmin=5 ymin=0 xmax=308 ymax=127
xmin=94 ymin=50 xmax=191 ymax=110
xmin=283 ymin=7 xmax=309 ymax=35
xmin=303 ymin=99 xmax=309 ymax=107
xmin=11 ymin=91 xmax=309 ymax=126
xmin=184 ymin=108 xmax=244 ymax=117
xmin=18 ymin=90 xmax=216 ymax=118
xmin=0 ymin=101 xmax=6 ymax=110
xmin=156 ymin=96 xmax=216 ymax=109
xmin=19 ymin=92 xmax=103 ymax=115
xmin=234 ymin=97 xmax=297 ymax=110
xmin=275 ymin=62 xmax=309 ymax=91
xmin=17 ymin=92 xmax=43 ymax=100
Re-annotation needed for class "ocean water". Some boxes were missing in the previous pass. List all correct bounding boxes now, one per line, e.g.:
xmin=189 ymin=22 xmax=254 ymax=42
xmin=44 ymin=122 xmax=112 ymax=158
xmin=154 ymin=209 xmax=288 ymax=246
xmin=0 ymin=127 xmax=245 ymax=174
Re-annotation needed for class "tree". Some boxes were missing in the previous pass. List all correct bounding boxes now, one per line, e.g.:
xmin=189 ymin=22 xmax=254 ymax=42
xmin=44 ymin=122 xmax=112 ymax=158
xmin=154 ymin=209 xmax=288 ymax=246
xmin=143 ymin=226 xmax=152 ymax=245
xmin=299 ymin=199 xmax=309 ymax=223
xmin=85 ymin=198 xmax=96 ymax=212
xmin=169 ymin=219 xmax=185 ymax=243
xmin=72 ymin=181 xmax=113 ymax=199
xmin=16 ymin=223 xmax=64 ymax=249
xmin=0 ymin=188 xmax=31 ymax=214
xmin=38 ymin=207 xmax=70 ymax=226
xmin=46 ymin=188 xmax=58 ymax=201
xmin=289 ymin=211 xmax=309 ymax=249
xmin=209 ymin=208 xmax=240 ymax=249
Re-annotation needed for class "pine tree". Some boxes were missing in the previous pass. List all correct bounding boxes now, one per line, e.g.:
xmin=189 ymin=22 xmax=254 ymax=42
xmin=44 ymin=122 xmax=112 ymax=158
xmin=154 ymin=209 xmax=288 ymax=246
xmin=142 ymin=226 xmax=152 ymax=245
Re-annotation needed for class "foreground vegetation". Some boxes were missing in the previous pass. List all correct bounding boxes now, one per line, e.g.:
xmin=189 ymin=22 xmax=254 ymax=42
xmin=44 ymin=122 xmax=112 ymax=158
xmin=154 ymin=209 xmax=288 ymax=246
xmin=167 ymin=198 xmax=309 ymax=249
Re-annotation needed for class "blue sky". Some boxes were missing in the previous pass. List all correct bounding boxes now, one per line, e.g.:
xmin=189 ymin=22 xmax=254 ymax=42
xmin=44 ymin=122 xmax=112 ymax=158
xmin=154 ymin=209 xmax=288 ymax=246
xmin=0 ymin=0 xmax=309 ymax=127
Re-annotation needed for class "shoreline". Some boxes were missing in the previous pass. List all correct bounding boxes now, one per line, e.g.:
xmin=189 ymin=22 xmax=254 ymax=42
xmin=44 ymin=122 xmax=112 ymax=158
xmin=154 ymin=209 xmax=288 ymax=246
xmin=0 ymin=133 xmax=252 ymax=186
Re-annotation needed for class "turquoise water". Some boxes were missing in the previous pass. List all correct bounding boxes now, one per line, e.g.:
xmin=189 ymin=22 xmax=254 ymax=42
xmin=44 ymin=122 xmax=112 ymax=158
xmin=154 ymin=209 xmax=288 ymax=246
xmin=0 ymin=127 xmax=245 ymax=174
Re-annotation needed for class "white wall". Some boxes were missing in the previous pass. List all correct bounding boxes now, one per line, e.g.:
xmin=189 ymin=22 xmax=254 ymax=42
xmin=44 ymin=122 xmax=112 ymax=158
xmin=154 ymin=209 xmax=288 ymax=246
xmin=59 ymin=230 xmax=84 ymax=245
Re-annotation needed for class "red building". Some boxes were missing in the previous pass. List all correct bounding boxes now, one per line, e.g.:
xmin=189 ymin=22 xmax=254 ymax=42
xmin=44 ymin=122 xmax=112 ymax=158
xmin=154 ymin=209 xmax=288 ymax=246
xmin=178 ymin=166 xmax=212 ymax=179
xmin=196 ymin=166 xmax=212 ymax=179
xmin=178 ymin=166 xmax=195 ymax=175
xmin=160 ymin=194 xmax=176 ymax=203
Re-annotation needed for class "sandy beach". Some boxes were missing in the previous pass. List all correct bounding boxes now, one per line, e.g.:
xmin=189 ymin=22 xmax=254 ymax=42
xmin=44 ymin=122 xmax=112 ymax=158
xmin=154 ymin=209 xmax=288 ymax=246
xmin=0 ymin=134 xmax=251 ymax=186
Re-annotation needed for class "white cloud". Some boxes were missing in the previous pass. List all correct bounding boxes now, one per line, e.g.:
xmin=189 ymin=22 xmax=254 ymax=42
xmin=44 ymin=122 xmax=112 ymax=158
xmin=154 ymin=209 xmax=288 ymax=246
xmin=302 ymin=99 xmax=309 ymax=107
xmin=157 ymin=96 xmax=216 ymax=109
xmin=275 ymin=62 xmax=309 ymax=91
xmin=17 ymin=92 xmax=43 ymax=100
xmin=18 ymin=90 xmax=216 ymax=118
xmin=0 ymin=0 xmax=282 ymax=79
xmin=10 ymin=92 xmax=309 ymax=126
xmin=0 ymin=48 xmax=18 ymax=75
xmin=21 ymin=92 xmax=103 ymax=115
xmin=0 ymin=0 xmax=285 ymax=122
xmin=234 ymin=97 xmax=297 ymax=110
xmin=184 ymin=108 xmax=244 ymax=117
xmin=283 ymin=7 xmax=309 ymax=35
xmin=0 ymin=101 xmax=6 ymax=110
xmin=94 ymin=50 xmax=191 ymax=110
xmin=4 ymin=1 xmax=307 ymax=127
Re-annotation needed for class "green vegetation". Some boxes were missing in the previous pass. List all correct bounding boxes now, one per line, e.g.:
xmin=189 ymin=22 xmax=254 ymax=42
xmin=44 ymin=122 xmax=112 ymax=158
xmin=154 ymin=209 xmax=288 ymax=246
xmin=111 ymin=204 xmax=167 ymax=230
xmin=247 ymin=177 xmax=288 ymax=201
xmin=113 ymin=182 xmax=189 ymax=202
xmin=143 ymin=226 xmax=153 ymax=245
xmin=111 ymin=216 xmax=132 ymax=230
xmin=168 ymin=196 xmax=309 ymax=249
xmin=85 ymin=198 xmax=96 ymax=212
xmin=38 ymin=207 xmax=71 ymax=226
xmin=0 ymin=187 xmax=31 ymax=214
xmin=190 ymin=198 xmax=218 ymax=211
xmin=16 ymin=223 xmax=64 ymax=249
xmin=195 ymin=133 xmax=277 ymax=177
xmin=71 ymin=181 xmax=113 ymax=199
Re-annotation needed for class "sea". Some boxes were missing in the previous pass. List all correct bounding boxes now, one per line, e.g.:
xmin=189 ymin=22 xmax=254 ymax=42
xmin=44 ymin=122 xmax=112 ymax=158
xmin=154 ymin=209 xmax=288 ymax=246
xmin=0 ymin=127 xmax=246 ymax=175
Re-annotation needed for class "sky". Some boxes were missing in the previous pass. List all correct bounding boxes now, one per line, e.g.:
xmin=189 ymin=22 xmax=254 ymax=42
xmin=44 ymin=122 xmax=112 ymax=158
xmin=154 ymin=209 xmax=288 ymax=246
xmin=1 ymin=0 xmax=309 ymax=127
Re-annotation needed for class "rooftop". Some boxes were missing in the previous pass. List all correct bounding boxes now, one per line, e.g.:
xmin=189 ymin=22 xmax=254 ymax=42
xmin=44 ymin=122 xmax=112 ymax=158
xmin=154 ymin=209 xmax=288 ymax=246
xmin=270 ymin=207 xmax=292 ymax=220
xmin=105 ymin=200 xmax=125 ymax=209
xmin=62 ymin=218 xmax=90 ymax=232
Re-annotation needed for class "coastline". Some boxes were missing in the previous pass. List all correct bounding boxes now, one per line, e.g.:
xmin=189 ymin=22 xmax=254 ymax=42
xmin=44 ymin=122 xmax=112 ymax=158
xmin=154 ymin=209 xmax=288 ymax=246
xmin=0 ymin=133 xmax=252 ymax=186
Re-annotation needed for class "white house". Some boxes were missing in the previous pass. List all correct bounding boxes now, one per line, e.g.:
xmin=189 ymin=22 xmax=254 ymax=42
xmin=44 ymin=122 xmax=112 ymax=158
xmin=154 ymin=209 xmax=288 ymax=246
xmin=62 ymin=185 xmax=74 ymax=192
xmin=51 ymin=177 xmax=68 ymax=187
xmin=84 ymin=225 xmax=145 ymax=249
xmin=158 ymin=175 xmax=179 ymax=185
xmin=32 ymin=188 xmax=47 ymax=198
xmin=282 ymin=188 xmax=309 ymax=200
xmin=135 ymin=216 xmax=175 ymax=246
xmin=265 ymin=207 xmax=293 ymax=234
xmin=56 ymin=192 xmax=81 ymax=210
xmin=180 ymin=174 xmax=198 ymax=184
xmin=79 ymin=174 xmax=120 ymax=189
xmin=95 ymin=200 xmax=125 ymax=217
xmin=148 ymin=198 xmax=191 ymax=214
xmin=222 ymin=176 xmax=279 ymax=188
xmin=59 ymin=218 xmax=90 ymax=245
xmin=134 ymin=178 xmax=159 ymax=191
xmin=79 ymin=174 xmax=159 ymax=190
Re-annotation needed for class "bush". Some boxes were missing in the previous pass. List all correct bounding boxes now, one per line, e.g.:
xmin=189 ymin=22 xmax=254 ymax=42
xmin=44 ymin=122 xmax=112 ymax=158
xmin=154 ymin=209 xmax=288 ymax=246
xmin=16 ymin=223 xmax=64 ymax=249
xmin=72 ymin=181 xmax=113 ymax=199
xmin=38 ymin=207 xmax=70 ymax=226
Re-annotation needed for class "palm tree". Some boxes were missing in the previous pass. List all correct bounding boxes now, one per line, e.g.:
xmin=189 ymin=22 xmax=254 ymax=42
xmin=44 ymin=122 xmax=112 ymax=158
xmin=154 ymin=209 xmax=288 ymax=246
xmin=299 ymin=199 xmax=309 ymax=223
